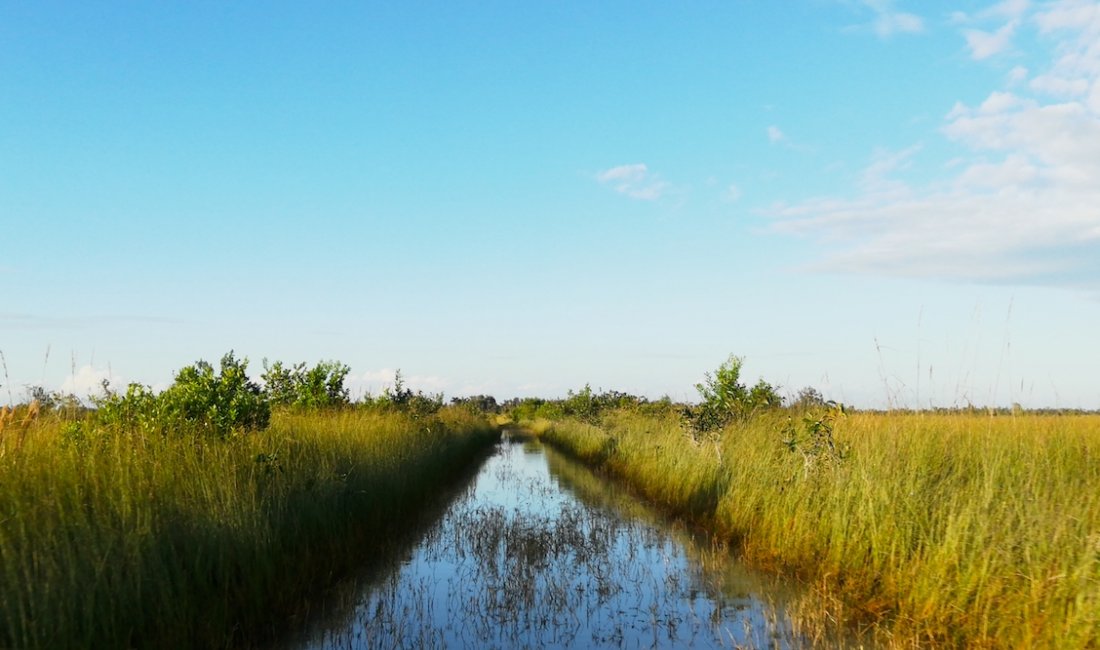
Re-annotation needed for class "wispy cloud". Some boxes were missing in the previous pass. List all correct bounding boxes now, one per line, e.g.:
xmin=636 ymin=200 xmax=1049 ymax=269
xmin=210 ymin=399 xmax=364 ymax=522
xmin=956 ymin=0 xmax=1034 ymax=59
xmin=596 ymin=163 xmax=669 ymax=200
xmin=766 ymin=125 xmax=815 ymax=154
xmin=964 ymin=21 xmax=1018 ymax=59
xmin=0 ymin=312 xmax=184 ymax=331
xmin=845 ymin=0 xmax=925 ymax=38
xmin=769 ymin=0 xmax=1100 ymax=290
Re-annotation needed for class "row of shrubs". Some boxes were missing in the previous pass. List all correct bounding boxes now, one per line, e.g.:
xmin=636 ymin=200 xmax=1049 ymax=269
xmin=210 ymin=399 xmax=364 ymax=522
xmin=506 ymin=355 xmax=832 ymax=434
xmin=21 ymin=353 xmax=807 ymax=443
xmin=39 ymin=353 xmax=500 ymax=442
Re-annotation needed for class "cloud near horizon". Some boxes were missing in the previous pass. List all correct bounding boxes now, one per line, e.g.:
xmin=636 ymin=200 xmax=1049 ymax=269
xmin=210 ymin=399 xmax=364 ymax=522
xmin=345 ymin=368 xmax=448 ymax=398
xmin=60 ymin=365 xmax=121 ymax=400
xmin=769 ymin=0 xmax=1100 ymax=291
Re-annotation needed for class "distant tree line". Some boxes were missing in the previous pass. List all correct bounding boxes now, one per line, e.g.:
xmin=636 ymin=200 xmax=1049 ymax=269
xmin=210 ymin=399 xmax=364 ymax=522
xmin=8 ymin=352 xmax=1093 ymax=442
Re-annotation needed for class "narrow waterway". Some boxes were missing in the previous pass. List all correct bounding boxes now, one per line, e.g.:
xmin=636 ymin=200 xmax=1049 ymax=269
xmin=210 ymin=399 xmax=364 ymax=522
xmin=291 ymin=432 xmax=822 ymax=649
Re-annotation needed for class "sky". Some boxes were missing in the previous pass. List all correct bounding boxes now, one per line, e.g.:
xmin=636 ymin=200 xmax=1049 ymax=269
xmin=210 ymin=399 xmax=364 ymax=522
xmin=2 ymin=0 xmax=1099 ymax=409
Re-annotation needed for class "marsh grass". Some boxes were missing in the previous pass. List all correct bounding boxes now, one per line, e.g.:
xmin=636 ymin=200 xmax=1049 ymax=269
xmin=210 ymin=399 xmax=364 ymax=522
xmin=540 ymin=410 xmax=1100 ymax=648
xmin=0 ymin=407 xmax=498 ymax=649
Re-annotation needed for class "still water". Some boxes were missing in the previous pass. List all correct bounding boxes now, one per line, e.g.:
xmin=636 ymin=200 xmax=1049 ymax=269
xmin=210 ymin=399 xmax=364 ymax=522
xmin=292 ymin=432 xmax=818 ymax=649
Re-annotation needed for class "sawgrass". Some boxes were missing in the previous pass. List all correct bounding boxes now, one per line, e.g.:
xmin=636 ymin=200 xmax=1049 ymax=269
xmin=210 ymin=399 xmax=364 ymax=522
xmin=0 ymin=407 xmax=498 ymax=649
xmin=540 ymin=409 xmax=1100 ymax=648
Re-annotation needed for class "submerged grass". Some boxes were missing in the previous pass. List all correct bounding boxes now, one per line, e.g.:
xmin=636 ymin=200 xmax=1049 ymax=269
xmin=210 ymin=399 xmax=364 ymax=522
xmin=309 ymin=437 xmax=806 ymax=649
xmin=0 ymin=407 xmax=498 ymax=649
xmin=539 ymin=409 xmax=1100 ymax=648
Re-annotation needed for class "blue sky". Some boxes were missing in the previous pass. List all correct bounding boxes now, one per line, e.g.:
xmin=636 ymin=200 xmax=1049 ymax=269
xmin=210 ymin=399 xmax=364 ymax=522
xmin=2 ymin=1 xmax=1098 ymax=408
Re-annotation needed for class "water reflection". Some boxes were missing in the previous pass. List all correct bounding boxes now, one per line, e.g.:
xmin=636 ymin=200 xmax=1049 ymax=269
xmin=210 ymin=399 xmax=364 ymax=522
xmin=294 ymin=432 xmax=814 ymax=649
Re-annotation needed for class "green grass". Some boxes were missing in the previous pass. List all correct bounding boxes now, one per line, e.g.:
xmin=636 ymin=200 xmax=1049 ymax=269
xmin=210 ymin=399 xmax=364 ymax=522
xmin=0 ymin=407 xmax=498 ymax=649
xmin=538 ymin=409 xmax=1100 ymax=648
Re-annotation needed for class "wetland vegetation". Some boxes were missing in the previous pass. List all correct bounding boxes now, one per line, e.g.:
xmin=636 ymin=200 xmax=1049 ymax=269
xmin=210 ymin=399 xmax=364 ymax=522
xmin=0 ymin=352 xmax=1097 ymax=648
xmin=0 ymin=354 xmax=497 ymax=649
xmin=523 ymin=357 xmax=1100 ymax=648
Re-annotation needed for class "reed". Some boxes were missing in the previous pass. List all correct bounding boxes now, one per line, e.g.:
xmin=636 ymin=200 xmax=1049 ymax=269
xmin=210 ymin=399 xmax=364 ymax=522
xmin=0 ymin=407 xmax=498 ymax=649
xmin=540 ymin=409 xmax=1100 ymax=648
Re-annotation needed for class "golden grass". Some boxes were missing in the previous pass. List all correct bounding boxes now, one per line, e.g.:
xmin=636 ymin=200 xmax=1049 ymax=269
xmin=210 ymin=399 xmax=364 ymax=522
xmin=0 ymin=407 xmax=498 ymax=649
xmin=0 ymin=400 xmax=40 ymax=454
xmin=540 ymin=409 xmax=1100 ymax=648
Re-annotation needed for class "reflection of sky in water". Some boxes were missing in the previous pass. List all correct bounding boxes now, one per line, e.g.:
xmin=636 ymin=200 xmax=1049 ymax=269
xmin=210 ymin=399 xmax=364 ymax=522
xmin=295 ymin=433 xmax=818 ymax=649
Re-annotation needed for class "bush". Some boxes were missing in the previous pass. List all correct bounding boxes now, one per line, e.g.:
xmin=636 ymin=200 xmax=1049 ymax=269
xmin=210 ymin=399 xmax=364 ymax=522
xmin=85 ymin=352 xmax=270 ymax=439
xmin=261 ymin=360 xmax=350 ymax=410
xmin=159 ymin=352 xmax=270 ymax=437
xmin=563 ymin=384 xmax=600 ymax=423
xmin=364 ymin=370 xmax=443 ymax=419
xmin=682 ymin=355 xmax=782 ymax=434
xmin=506 ymin=398 xmax=563 ymax=422
xmin=790 ymin=386 xmax=827 ymax=411
xmin=450 ymin=395 xmax=500 ymax=414
xmin=92 ymin=383 xmax=164 ymax=436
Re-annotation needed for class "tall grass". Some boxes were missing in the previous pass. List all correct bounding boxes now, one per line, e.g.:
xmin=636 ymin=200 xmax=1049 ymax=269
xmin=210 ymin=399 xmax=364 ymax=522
xmin=0 ymin=407 xmax=498 ymax=649
xmin=539 ymin=409 xmax=1100 ymax=648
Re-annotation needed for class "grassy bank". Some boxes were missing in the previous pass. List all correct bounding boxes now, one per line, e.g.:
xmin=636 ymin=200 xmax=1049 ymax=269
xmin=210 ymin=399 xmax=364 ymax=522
xmin=0 ymin=407 xmax=498 ymax=649
xmin=536 ymin=409 xmax=1100 ymax=648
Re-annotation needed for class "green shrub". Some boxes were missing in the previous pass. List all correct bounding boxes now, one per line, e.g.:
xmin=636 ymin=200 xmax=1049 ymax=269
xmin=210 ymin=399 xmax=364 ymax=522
xmin=86 ymin=352 xmax=270 ymax=439
xmin=682 ymin=355 xmax=781 ymax=434
xmin=91 ymin=383 xmax=164 ymax=436
xmin=159 ymin=352 xmax=270 ymax=437
xmin=363 ymin=370 xmax=443 ymax=419
xmin=563 ymin=384 xmax=600 ymax=422
xmin=261 ymin=360 xmax=350 ymax=410
xmin=449 ymin=395 xmax=500 ymax=414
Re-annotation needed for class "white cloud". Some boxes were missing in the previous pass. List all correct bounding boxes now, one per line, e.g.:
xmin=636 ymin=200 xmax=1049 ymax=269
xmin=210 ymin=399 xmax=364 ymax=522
xmin=61 ymin=365 xmax=120 ymax=400
xmin=984 ymin=0 xmax=1030 ymax=19
xmin=955 ymin=1 xmax=1036 ymax=60
xmin=596 ymin=163 xmax=669 ymax=200
xmin=851 ymin=0 xmax=924 ymax=37
xmin=873 ymin=12 xmax=924 ymax=38
xmin=1089 ymin=79 xmax=1100 ymax=112
xmin=955 ymin=153 xmax=1039 ymax=188
xmin=597 ymin=163 xmax=646 ymax=183
xmin=949 ymin=11 xmax=970 ymax=25
xmin=1008 ymin=65 xmax=1029 ymax=84
xmin=767 ymin=125 xmax=786 ymax=143
xmin=1034 ymin=0 xmax=1100 ymax=33
xmin=1030 ymin=73 xmax=1090 ymax=97
xmin=859 ymin=144 xmax=922 ymax=193
xmin=724 ymin=184 xmax=743 ymax=202
xmin=346 ymin=368 xmax=449 ymax=398
xmin=768 ymin=1 xmax=1100 ymax=290
xmin=978 ymin=90 xmax=1024 ymax=114
xmin=964 ymin=21 xmax=1018 ymax=59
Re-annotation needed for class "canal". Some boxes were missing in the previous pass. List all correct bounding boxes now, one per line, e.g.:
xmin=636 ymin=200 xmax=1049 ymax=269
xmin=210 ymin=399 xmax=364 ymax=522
xmin=290 ymin=431 xmax=821 ymax=649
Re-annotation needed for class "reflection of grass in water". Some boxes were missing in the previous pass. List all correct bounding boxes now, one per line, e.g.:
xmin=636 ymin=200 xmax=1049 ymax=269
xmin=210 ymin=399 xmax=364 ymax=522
xmin=544 ymin=444 xmax=785 ymax=589
xmin=278 ymin=438 xmax=496 ymax=649
xmin=313 ymin=440 xmax=809 ymax=649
